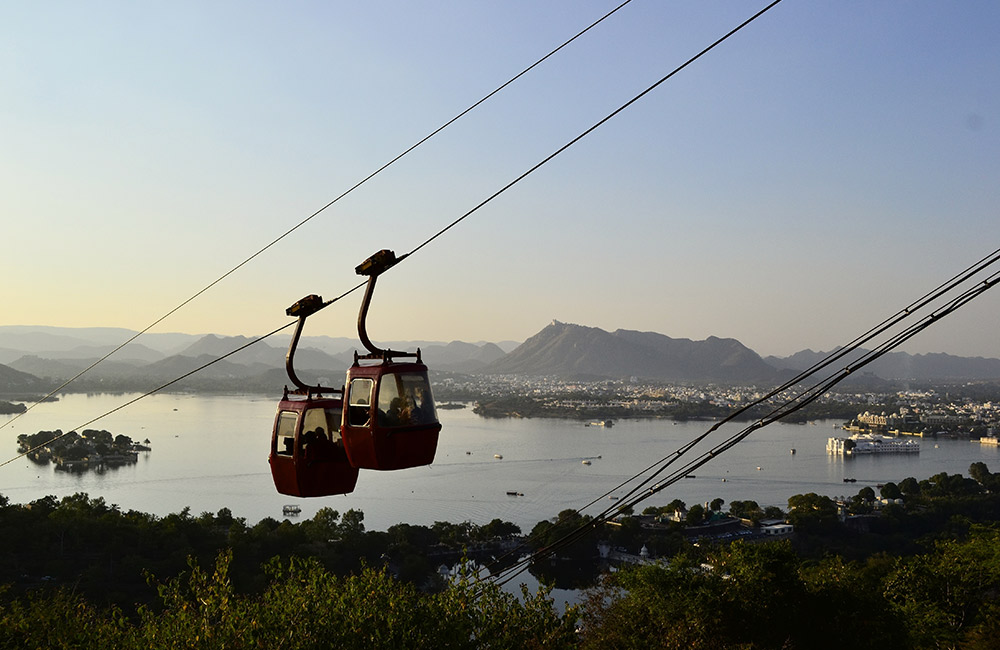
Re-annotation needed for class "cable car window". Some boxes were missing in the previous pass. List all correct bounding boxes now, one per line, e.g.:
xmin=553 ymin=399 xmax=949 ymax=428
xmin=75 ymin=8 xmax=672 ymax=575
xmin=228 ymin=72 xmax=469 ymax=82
xmin=347 ymin=378 xmax=374 ymax=427
xmin=302 ymin=406 xmax=342 ymax=443
xmin=302 ymin=407 xmax=342 ymax=460
xmin=323 ymin=407 xmax=343 ymax=443
xmin=275 ymin=411 xmax=298 ymax=456
xmin=302 ymin=408 xmax=331 ymax=442
xmin=377 ymin=371 xmax=438 ymax=427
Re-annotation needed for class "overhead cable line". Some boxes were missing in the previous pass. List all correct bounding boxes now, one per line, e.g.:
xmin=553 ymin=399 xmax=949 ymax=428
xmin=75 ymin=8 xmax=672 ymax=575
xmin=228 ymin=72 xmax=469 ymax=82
xmin=0 ymin=321 xmax=297 ymax=470
xmin=481 ymin=243 xmax=1000 ymax=579
xmin=562 ymin=245 xmax=1000 ymax=519
xmin=2 ymin=0 xmax=787 ymax=460
xmin=0 ymin=0 xmax=638 ymax=433
xmin=486 ymin=255 xmax=1000 ymax=590
xmin=406 ymin=0 xmax=786 ymax=260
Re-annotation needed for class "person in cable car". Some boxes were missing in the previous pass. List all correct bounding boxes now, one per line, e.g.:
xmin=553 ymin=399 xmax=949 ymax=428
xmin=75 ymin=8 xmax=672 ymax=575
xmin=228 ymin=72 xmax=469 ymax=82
xmin=269 ymin=293 xmax=359 ymax=498
xmin=342 ymin=361 xmax=441 ymax=470
xmin=338 ymin=249 xmax=441 ymax=470
xmin=270 ymin=249 xmax=441 ymax=491
xmin=270 ymin=394 xmax=359 ymax=498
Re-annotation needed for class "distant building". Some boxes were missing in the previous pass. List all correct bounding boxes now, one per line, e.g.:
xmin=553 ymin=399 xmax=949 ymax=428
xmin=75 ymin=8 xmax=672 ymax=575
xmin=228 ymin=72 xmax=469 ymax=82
xmin=827 ymin=434 xmax=920 ymax=455
xmin=761 ymin=523 xmax=793 ymax=536
xmin=857 ymin=411 xmax=888 ymax=429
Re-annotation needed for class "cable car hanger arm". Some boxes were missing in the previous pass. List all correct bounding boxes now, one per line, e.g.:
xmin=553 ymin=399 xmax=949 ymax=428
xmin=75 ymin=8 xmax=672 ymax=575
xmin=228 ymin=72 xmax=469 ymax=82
xmin=284 ymin=294 xmax=338 ymax=393
xmin=354 ymin=249 xmax=419 ymax=363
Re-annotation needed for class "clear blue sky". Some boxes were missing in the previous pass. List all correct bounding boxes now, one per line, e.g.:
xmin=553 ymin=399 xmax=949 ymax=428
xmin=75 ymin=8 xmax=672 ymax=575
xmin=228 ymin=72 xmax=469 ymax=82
xmin=2 ymin=1 xmax=998 ymax=358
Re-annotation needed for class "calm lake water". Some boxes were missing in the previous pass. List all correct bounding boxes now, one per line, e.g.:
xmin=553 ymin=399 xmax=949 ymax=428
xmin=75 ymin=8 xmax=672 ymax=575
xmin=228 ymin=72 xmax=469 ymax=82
xmin=2 ymin=392 xmax=998 ymax=533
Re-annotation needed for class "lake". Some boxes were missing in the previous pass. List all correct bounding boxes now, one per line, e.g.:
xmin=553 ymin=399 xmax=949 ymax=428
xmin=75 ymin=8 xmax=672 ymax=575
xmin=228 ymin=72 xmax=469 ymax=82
xmin=2 ymin=392 xmax=998 ymax=533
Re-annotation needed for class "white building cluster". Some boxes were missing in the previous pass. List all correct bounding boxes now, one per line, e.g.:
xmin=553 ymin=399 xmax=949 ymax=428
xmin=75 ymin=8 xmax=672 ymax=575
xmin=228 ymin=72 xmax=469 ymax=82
xmin=826 ymin=433 xmax=920 ymax=455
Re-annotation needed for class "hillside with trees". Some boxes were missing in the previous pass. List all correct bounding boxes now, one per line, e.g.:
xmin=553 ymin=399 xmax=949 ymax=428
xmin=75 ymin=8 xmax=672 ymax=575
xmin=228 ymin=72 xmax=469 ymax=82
xmin=1 ymin=463 xmax=999 ymax=647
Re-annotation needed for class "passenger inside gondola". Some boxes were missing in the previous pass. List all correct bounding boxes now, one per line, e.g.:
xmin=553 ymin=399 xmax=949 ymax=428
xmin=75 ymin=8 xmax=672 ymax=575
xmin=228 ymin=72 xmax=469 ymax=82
xmin=376 ymin=372 xmax=437 ymax=427
xmin=303 ymin=426 xmax=335 ymax=462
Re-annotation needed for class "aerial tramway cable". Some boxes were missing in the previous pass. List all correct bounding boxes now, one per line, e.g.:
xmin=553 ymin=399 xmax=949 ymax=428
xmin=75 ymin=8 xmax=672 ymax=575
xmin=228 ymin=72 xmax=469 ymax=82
xmin=3 ymin=0 xmax=997 ymax=602
xmin=0 ymin=0 xmax=638 ymax=433
xmin=1 ymin=0 xmax=784 ymax=459
xmin=485 ymin=253 xmax=1000 ymax=590
xmin=1 ymin=0 xmax=792 ymax=474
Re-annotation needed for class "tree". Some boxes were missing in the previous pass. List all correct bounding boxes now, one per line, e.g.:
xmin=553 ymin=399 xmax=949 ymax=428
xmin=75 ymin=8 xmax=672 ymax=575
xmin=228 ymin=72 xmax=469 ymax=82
xmin=885 ymin=526 xmax=1000 ymax=648
xmin=339 ymin=509 xmax=365 ymax=538
xmin=580 ymin=541 xmax=816 ymax=649
xmin=479 ymin=518 xmax=520 ymax=540
xmin=685 ymin=504 xmax=705 ymax=526
xmin=899 ymin=476 xmax=921 ymax=497
xmin=787 ymin=493 xmax=840 ymax=535
xmin=969 ymin=462 xmax=998 ymax=492
xmin=763 ymin=506 xmax=786 ymax=519
xmin=729 ymin=500 xmax=761 ymax=522
xmin=710 ymin=497 xmax=725 ymax=512
xmin=880 ymin=482 xmax=902 ymax=500
xmin=303 ymin=507 xmax=340 ymax=542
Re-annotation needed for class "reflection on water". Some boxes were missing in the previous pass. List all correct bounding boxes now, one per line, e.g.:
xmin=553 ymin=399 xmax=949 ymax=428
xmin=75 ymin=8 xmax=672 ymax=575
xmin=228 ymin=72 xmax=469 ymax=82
xmin=2 ymin=393 xmax=998 ymax=532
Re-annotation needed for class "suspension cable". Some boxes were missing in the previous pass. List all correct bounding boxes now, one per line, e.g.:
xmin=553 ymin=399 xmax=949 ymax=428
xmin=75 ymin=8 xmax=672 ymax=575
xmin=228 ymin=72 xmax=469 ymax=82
xmin=1 ymin=0 xmax=638 ymax=432
xmin=485 ymin=261 xmax=1000 ymax=590
xmin=0 ymin=321 xmax=297 ymax=470
xmin=2 ymin=0 xmax=788 ymax=462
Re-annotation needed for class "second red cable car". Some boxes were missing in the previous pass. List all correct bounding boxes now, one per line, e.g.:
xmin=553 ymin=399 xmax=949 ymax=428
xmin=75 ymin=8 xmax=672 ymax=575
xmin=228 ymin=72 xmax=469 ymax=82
xmin=269 ymin=294 xmax=359 ymax=497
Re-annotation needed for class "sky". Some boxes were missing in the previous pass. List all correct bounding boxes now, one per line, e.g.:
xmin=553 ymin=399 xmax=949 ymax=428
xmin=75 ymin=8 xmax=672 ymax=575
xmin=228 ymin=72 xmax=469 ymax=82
xmin=2 ymin=1 xmax=999 ymax=359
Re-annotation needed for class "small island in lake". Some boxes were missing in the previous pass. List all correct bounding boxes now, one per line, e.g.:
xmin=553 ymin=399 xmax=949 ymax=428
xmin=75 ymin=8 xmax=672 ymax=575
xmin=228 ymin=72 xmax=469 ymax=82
xmin=16 ymin=428 xmax=151 ymax=473
xmin=0 ymin=400 xmax=27 ymax=415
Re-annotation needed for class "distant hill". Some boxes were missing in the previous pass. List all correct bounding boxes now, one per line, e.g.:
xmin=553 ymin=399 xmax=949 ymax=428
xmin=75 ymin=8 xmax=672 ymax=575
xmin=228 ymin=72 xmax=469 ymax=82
xmin=8 ymin=355 xmax=145 ymax=380
xmin=0 ymin=362 xmax=48 ymax=394
xmin=5 ymin=325 xmax=1000 ymax=391
xmin=0 ymin=326 xmax=199 ymax=357
xmin=482 ymin=321 xmax=779 ymax=382
xmin=766 ymin=348 xmax=1000 ymax=381
xmin=422 ymin=341 xmax=507 ymax=373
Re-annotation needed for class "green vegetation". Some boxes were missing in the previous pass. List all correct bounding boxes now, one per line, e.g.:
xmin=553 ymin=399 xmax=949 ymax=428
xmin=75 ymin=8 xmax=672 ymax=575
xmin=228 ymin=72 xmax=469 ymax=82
xmin=17 ymin=429 xmax=148 ymax=472
xmin=2 ymin=463 xmax=1000 ymax=647
xmin=0 ymin=401 xmax=26 ymax=415
xmin=578 ymin=528 xmax=1000 ymax=649
xmin=0 ymin=552 xmax=579 ymax=649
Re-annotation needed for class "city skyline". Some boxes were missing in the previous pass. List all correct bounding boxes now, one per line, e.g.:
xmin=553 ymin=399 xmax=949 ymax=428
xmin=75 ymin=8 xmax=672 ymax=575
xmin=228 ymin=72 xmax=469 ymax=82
xmin=3 ymin=2 xmax=998 ymax=359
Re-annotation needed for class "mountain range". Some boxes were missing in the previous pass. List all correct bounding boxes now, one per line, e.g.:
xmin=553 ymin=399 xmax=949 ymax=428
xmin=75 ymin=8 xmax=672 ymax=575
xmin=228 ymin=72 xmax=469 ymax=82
xmin=2 ymin=322 xmax=999 ymax=395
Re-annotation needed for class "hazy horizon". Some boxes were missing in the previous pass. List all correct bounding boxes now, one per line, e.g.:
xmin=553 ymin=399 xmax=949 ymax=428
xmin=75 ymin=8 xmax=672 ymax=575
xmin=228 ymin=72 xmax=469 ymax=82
xmin=4 ymin=321 xmax=1000 ymax=362
xmin=3 ymin=3 xmax=998 ymax=360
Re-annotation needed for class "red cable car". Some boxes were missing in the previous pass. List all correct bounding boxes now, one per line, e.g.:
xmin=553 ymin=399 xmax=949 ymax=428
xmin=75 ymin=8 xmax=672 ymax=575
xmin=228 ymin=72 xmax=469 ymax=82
xmin=269 ymin=295 xmax=359 ymax=497
xmin=341 ymin=250 xmax=441 ymax=470
xmin=342 ymin=353 xmax=439 ymax=470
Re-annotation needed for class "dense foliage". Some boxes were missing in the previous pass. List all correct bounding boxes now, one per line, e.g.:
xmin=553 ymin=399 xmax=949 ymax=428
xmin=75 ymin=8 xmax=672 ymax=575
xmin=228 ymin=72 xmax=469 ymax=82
xmin=579 ymin=527 xmax=1000 ymax=649
xmin=2 ymin=462 xmax=1000 ymax=647
xmin=0 ymin=552 xmax=580 ymax=649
